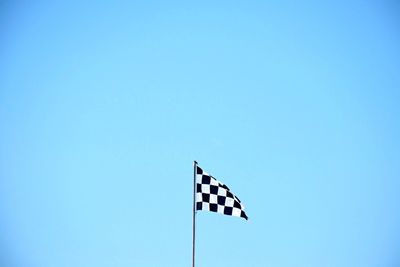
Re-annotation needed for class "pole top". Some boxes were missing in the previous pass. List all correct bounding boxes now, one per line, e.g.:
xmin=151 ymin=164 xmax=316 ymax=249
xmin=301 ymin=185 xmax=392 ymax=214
xmin=193 ymin=160 xmax=198 ymax=165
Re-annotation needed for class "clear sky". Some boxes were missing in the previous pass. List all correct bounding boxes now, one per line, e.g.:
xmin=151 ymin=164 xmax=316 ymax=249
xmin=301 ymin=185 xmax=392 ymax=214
xmin=1 ymin=1 xmax=400 ymax=267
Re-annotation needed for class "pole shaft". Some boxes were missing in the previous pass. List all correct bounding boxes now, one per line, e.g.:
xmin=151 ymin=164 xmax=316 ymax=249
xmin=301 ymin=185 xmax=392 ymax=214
xmin=192 ymin=161 xmax=197 ymax=267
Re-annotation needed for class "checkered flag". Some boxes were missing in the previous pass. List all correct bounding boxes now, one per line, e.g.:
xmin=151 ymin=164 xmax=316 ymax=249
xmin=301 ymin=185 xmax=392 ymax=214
xmin=195 ymin=165 xmax=248 ymax=220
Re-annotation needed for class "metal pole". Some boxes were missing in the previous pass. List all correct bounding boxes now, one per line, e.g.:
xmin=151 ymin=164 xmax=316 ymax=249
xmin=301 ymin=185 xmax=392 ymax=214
xmin=192 ymin=160 xmax=197 ymax=267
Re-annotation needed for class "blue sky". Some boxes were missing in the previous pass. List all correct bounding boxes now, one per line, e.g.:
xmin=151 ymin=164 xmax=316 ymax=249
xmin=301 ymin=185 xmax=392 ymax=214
xmin=1 ymin=1 xmax=400 ymax=267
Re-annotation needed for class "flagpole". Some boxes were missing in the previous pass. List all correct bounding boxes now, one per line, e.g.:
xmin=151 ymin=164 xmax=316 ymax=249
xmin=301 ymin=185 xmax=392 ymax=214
xmin=192 ymin=160 xmax=197 ymax=267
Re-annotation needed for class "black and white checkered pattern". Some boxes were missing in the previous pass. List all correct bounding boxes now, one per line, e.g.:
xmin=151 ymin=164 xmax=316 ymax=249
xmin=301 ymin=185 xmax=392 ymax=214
xmin=196 ymin=165 xmax=248 ymax=220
